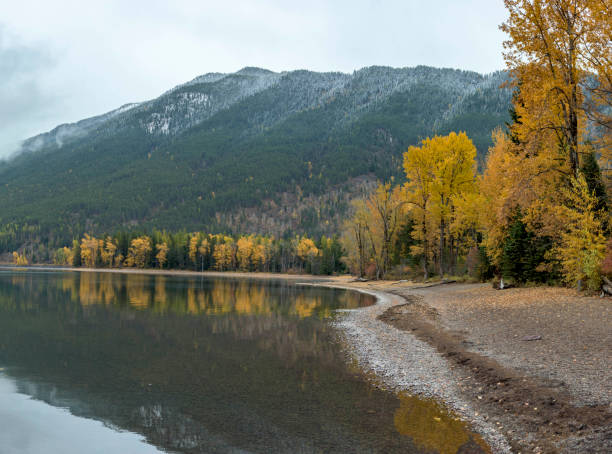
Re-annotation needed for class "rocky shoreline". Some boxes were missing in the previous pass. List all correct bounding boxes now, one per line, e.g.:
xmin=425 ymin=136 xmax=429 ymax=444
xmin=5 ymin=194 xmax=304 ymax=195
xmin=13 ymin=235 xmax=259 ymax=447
xmin=327 ymin=282 xmax=611 ymax=454
xmin=331 ymin=286 xmax=512 ymax=453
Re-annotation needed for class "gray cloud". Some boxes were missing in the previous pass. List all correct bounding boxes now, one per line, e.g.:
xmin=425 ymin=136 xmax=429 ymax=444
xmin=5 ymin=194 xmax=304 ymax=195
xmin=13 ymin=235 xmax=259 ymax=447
xmin=0 ymin=28 xmax=61 ymax=156
xmin=1 ymin=0 xmax=508 ymax=159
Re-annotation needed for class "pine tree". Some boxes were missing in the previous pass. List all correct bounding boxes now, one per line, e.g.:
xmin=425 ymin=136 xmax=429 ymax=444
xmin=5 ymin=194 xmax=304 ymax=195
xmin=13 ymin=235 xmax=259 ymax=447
xmin=501 ymin=212 xmax=552 ymax=283
xmin=580 ymin=151 xmax=609 ymax=227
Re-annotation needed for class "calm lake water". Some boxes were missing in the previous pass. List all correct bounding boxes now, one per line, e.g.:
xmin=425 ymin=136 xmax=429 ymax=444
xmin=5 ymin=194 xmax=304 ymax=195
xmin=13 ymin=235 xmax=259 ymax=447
xmin=0 ymin=269 xmax=489 ymax=454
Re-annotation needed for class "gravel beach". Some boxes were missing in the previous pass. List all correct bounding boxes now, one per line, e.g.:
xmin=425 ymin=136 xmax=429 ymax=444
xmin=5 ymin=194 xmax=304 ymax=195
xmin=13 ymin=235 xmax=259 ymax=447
xmin=328 ymin=281 xmax=612 ymax=454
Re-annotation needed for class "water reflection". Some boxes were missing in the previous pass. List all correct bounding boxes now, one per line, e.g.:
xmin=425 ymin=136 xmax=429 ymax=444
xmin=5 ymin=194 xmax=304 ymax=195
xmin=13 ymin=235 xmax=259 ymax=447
xmin=0 ymin=270 xmax=489 ymax=453
xmin=394 ymin=393 xmax=490 ymax=454
xmin=9 ymin=271 xmax=367 ymax=317
xmin=0 ymin=374 xmax=163 ymax=454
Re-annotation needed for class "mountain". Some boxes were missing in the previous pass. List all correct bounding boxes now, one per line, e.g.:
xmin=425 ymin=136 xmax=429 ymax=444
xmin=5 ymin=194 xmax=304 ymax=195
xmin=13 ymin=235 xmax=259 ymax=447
xmin=0 ymin=65 xmax=512 ymax=249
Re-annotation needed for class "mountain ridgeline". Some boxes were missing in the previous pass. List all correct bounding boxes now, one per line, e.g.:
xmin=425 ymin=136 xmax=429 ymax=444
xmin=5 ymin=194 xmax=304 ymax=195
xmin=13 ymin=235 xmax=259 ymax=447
xmin=0 ymin=66 xmax=511 ymax=249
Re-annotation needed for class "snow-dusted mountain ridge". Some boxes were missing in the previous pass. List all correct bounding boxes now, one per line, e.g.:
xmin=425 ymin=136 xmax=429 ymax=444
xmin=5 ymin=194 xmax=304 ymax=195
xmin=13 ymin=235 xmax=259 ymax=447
xmin=15 ymin=65 xmax=509 ymax=155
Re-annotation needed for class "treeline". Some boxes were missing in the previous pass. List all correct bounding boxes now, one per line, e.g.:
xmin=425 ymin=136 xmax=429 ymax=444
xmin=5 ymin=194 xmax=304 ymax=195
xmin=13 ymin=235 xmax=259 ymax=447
xmin=343 ymin=0 xmax=612 ymax=292
xmin=24 ymin=231 xmax=345 ymax=275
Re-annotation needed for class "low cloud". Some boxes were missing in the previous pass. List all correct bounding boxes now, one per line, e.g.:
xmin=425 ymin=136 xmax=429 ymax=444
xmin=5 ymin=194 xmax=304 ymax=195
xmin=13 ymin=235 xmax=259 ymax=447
xmin=0 ymin=27 xmax=59 ymax=158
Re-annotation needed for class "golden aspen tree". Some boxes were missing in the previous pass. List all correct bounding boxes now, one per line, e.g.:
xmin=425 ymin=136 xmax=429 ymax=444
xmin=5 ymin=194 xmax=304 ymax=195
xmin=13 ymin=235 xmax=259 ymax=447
xmin=198 ymin=238 xmax=210 ymax=259
xmin=404 ymin=134 xmax=477 ymax=277
xmin=297 ymin=237 xmax=318 ymax=259
xmin=12 ymin=251 xmax=28 ymax=265
xmin=99 ymin=237 xmax=117 ymax=268
xmin=188 ymin=235 xmax=200 ymax=267
xmin=404 ymin=140 xmax=438 ymax=278
xmin=125 ymin=236 xmax=152 ymax=268
xmin=297 ymin=237 xmax=320 ymax=272
xmin=501 ymin=0 xmax=592 ymax=177
xmin=236 ymin=236 xmax=255 ymax=271
xmin=478 ymin=131 xmax=517 ymax=265
xmin=554 ymin=175 xmax=607 ymax=290
xmin=363 ymin=182 xmax=405 ymax=279
xmin=342 ymin=199 xmax=370 ymax=277
xmin=477 ymin=1 xmax=612 ymax=287
xmin=80 ymin=234 xmax=99 ymax=268
xmin=252 ymin=243 xmax=268 ymax=271
xmin=429 ymin=132 xmax=478 ymax=275
xmin=480 ymin=126 xmax=570 ymax=259
xmin=53 ymin=246 xmax=73 ymax=266
xmin=156 ymin=242 xmax=169 ymax=268
xmin=213 ymin=238 xmax=235 ymax=270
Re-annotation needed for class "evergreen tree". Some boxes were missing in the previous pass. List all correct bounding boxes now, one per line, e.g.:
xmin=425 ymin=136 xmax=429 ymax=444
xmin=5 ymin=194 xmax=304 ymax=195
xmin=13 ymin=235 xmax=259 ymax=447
xmin=501 ymin=212 xmax=553 ymax=284
xmin=71 ymin=240 xmax=81 ymax=267
xmin=580 ymin=151 xmax=609 ymax=230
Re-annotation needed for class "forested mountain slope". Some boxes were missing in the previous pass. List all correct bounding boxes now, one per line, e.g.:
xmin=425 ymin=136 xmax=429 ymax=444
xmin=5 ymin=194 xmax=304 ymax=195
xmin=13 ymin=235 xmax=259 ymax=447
xmin=0 ymin=66 xmax=511 ymax=247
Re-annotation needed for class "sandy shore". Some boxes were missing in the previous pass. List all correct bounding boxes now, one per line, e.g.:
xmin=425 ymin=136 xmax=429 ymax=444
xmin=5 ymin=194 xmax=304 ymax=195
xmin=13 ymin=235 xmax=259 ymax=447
xmin=4 ymin=266 xmax=610 ymax=452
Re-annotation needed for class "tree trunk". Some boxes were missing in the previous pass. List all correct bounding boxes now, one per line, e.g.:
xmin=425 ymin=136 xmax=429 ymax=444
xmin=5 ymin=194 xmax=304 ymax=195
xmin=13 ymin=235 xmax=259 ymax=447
xmin=438 ymin=218 xmax=445 ymax=277
xmin=449 ymin=234 xmax=456 ymax=275
xmin=568 ymin=27 xmax=579 ymax=178
xmin=422 ymin=216 xmax=429 ymax=280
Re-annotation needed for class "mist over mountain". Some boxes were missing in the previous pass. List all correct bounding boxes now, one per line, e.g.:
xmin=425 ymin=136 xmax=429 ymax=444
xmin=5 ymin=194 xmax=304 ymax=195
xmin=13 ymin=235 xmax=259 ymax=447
xmin=0 ymin=65 xmax=511 ymax=245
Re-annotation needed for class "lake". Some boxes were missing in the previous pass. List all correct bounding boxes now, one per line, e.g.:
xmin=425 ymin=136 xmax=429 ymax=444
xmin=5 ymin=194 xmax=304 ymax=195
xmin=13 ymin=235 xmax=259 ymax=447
xmin=0 ymin=269 xmax=489 ymax=453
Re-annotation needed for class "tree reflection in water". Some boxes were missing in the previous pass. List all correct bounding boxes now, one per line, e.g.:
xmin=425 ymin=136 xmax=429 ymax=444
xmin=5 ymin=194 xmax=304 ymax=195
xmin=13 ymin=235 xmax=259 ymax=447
xmin=394 ymin=393 xmax=490 ymax=454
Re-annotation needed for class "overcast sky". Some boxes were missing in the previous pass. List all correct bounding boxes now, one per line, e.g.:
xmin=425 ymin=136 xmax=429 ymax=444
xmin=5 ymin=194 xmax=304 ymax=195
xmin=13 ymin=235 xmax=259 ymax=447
xmin=0 ymin=0 xmax=508 ymax=157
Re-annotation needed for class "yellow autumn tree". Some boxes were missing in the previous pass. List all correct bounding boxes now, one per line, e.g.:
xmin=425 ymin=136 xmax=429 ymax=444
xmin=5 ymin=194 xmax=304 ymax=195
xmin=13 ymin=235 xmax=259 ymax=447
xmin=404 ymin=132 xmax=477 ymax=277
xmin=124 ymin=236 xmax=152 ymax=268
xmin=429 ymin=132 xmax=478 ymax=275
xmin=478 ymin=130 xmax=520 ymax=265
xmin=252 ymin=237 xmax=271 ymax=271
xmin=80 ymin=234 xmax=99 ymax=268
xmin=477 ymin=0 xmax=612 ymax=288
xmin=198 ymin=238 xmax=210 ymax=260
xmin=236 ymin=236 xmax=255 ymax=271
xmin=53 ymin=246 xmax=73 ymax=266
xmin=501 ymin=0 xmax=591 ymax=177
xmin=342 ymin=183 xmax=405 ymax=279
xmin=479 ymin=127 xmax=571 ymax=266
xmin=156 ymin=242 xmax=169 ymax=268
xmin=188 ymin=234 xmax=200 ymax=267
xmin=297 ymin=237 xmax=320 ymax=271
xmin=363 ymin=182 xmax=405 ymax=279
xmin=12 ymin=251 xmax=28 ymax=266
xmin=341 ymin=199 xmax=370 ymax=277
xmin=404 ymin=139 xmax=437 ymax=278
xmin=553 ymin=175 xmax=607 ymax=290
xmin=213 ymin=237 xmax=235 ymax=271
xmin=502 ymin=0 xmax=612 ymax=174
xmin=99 ymin=236 xmax=117 ymax=268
